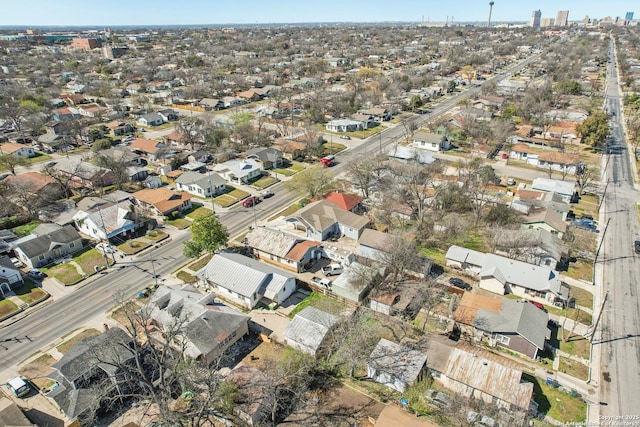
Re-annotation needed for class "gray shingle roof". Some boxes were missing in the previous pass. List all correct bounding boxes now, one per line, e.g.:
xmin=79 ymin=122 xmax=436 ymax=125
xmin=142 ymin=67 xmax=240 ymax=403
xmin=294 ymin=200 xmax=369 ymax=232
xmin=175 ymin=171 xmax=226 ymax=188
xmin=474 ymin=299 xmax=549 ymax=350
xmin=16 ymin=225 xmax=81 ymax=258
xmin=445 ymin=245 xmax=485 ymax=267
xmin=283 ymin=306 xmax=339 ymax=355
xmin=481 ymin=253 xmax=560 ymax=294
xmin=196 ymin=252 xmax=295 ymax=300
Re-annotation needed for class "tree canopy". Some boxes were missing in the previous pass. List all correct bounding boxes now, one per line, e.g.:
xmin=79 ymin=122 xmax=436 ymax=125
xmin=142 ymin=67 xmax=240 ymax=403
xmin=576 ymin=111 xmax=609 ymax=148
xmin=284 ymin=164 xmax=334 ymax=199
xmin=183 ymin=213 xmax=229 ymax=258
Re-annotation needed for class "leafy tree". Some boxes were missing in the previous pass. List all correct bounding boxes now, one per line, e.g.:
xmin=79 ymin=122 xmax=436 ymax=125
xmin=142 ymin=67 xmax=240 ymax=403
xmin=460 ymin=65 xmax=476 ymax=84
xmin=576 ymin=111 xmax=609 ymax=148
xmin=183 ymin=214 xmax=229 ymax=258
xmin=0 ymin=154 xmax=28 ymax=175
xmin=284 ymin=165 xmax=334 ymax=199
xmin=408 ymin=94 xmax=424 ymax=112
xmin=555 ymin=80 xmax=583 ymax=95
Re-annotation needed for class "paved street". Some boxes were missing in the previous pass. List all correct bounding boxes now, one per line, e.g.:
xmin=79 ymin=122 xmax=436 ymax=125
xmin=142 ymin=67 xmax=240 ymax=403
xmin=593 ymin=40 xmax=640 ymax=417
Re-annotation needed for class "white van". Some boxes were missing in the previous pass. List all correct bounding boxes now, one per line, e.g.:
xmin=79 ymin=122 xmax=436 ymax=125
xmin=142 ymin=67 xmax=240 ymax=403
xmin=7 ymin=376 xmax=30 ymax=398
xmin=321 ymin=263 xmax=343 ymax=276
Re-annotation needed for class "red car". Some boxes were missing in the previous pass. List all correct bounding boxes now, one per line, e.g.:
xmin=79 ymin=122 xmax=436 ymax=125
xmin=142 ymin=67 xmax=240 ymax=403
xmin=529 ymin=300 xmax=547 ymax=312
xmin=242 ymin=196 xmax=260 ymax=207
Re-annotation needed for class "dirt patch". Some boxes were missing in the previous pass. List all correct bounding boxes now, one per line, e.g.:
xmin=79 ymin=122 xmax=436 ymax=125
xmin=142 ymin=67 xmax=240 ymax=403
xmin=19 ymin=353 xmax=57 ymax=388
xmin=282 ymin=384 xmax=385 ymax=426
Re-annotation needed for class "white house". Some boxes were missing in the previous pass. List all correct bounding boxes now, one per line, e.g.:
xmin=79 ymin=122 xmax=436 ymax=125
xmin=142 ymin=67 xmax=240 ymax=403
xmin=325 ymin=118 xmax=364 ymax=133
xmin=196 ymin=252 xmax=296 ymax=309
xmin=175 ymin=171 xmax=227 ymax=198
xmin=367 ymin=338 xmax=427 ymax=393
xmin=412 ymin=131 xmax=450 ymax=152
xmin=283 ymin=306 xmax=339 ymax=357
xmin=212 ymin=159 xmax=262 ymax=185
xmin=73 ymin=202 xmax=137 ymax=242
xmin=0 ymin=143 xmax=35 ymax=158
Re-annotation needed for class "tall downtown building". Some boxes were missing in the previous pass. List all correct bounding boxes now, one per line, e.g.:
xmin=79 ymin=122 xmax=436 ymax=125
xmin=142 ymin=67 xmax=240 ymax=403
xmin=530 ymin=9 xmax=541 ymax=27
xmin=556 ymin=10 xmax=569 ymax=26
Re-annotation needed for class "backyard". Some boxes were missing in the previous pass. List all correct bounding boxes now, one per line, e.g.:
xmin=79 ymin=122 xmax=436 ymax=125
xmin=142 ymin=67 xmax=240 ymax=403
xmin=524 ymin=373 xmax=587 ymax=423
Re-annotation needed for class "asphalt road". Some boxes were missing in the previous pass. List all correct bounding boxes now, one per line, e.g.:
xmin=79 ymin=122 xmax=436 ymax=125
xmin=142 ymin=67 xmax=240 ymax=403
xmin=0 ymin=53 xmax=541 ymax=375
xmin=596 ymin=42 xmax=640 ymax=416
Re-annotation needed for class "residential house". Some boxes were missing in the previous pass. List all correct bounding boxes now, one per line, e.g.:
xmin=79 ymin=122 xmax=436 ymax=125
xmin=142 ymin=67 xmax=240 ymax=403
xmin=531 ymin=178 xmax=576 ymax=203
xmin=286 ymin=200 xmax=370 ymax=241
xmin=358 ymin=228 xmax=397 ymax=262
xmin=213 ymin=159 xmax=262 ymax=185
xmin=357 ymin=107 xmax=392 ymax=122
xmin=47 ymin=327 xmax=136 ymax=425
xmin=351 ymin=113 xmax=376 ymax=129
xmin=198 ymin=98 xmax=224 ymax=111
xmin=509 ymin=142 xmax=536 ymax=161
xmin=536 ymin=151 xmax=580 ymax=175
xmin=246 ymin=147 xmax=283 ymax=170
xmin=325 ymin=118 xmax=363 ymax=133
xmin=136 ymin=112 xmax=164 ymax=127
xmin=412 ymin=131 xmax=450 ymax=152
xmin=368 ymin=281 xmax=425 ymax=320
xmin=473 ymin=95 xmax=505 ymax=112
xmin=283 ymin=306 xmax=339 ymax=357
xmin=164 ymin=130 xmax=190 ymax=147
xmin=0 ymin=256 xmax=24 ymax=296
xmin=158 ymin=109 xmax=179 ymax=122
xmin=445 ymin=245 xmax=567 ymax=304
xmin=0 ymin=396 xmax=37 ymax=427
xmin=387 ymin=145 xmax=437 ymax=164
xmin=103 ymin=121 xmax=133 ymax=137
xmin=493 ymin=228 xmax=567 ymax=271
xmin=438 ymin=343 xmax=535 ymax=412
xmin=129 ymin=138 xmax=165 ymax=161
xmin=522 ymin=207 xmax=568 ymax=239
xmin=226 ymin=366 xmax=268 ymax=426
xmin=454 ymin=293 xmax=550 ymax=360
xmin=175 ymin=171 xmax=227 ymax=198
xmin=367 ymin=338 xmax=427 ymax=393
xmin=324 ymin=191 xmax=363 ymax=213
xmin=12 ymin=224 xmax=82 ymax=269
xmin=133 ymin=187 xmax=192 ymax=217
xmin=0 ymin=142 xmax=35 ymax=158
xmin=3 ymin=172 xmax=64 ymax=201
xmin=244 ymin=227 xmax=323 ymax=273
xmin=272 ymin=138 xmax=306 ymax=161
xmin=73 ymin=201 xmax=137 ymax=242
xmin=196 ymin=251 xmax=297 ymax=309
xmin=52 ymin=159 xmax=114 ymax=189
xmin=329 ymin=262 xmax=380 ymax=303
xmin=143 ymin=286 xmax=249 ymax=365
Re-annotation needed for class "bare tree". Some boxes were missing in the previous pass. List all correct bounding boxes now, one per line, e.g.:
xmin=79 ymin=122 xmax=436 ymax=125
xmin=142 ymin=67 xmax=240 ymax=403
xmin=0 ymin=154 xmax=28 ymax=175
xmin=347 ymin=153 xmax=387 ymax=198
xmin=457 ymin=158 xmax=497 ymax=226
xmin=284 ymin=165 xmax=334 ymax=199
xmin=390 ymin=161 xmax=442 ymax=224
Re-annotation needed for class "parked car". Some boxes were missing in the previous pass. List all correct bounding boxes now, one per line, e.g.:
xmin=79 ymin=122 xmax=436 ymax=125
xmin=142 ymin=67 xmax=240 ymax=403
xmin=27 ymin=269 xmax=46 ymax=280
xmin=321 ymin=263 xmax=344 ymax=276
xmin=528 ymin=300 xmax=548 ymax=312
xmin=96 ymin=243 xmax=116 ymax=254
xmin=311 ymin=276 xmax=331 ymax=288
xmin=635 ymin=240 xmax=640 ymax=254
xmin=340 ymin=135 xmax=351 ymax=140
xmin=449 ymin=277 xmax=472 ymax=291
xmin=572 ymin=219 xmax=599 ymax=233
xmin=7 ymin=377 xmax=30 ymax=398
xmin=506 ymin=178 xmax=516 ymax=185
xmin=242 ymin=196 xmax=260 ymax=207
xmin=261 ymin=190 xmax=274 ymax=198
xmin=319 ymin=155 xmax=335 ymax=167
xmin=10 ymin=257 xmax=24 ymax=268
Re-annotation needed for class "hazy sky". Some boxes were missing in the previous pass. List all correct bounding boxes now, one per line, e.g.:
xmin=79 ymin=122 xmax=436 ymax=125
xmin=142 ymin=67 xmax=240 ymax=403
xmin=0 ymin=0 xmax=635 ymax=26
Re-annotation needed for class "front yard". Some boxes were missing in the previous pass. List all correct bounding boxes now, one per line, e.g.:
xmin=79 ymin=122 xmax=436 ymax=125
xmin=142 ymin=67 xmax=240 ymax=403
xmin=118 ymin=239 xmax=152 ymax=255
xmin=12 ymin=281 xmax=48 ymax=305
xmin=524 ymin=373 xmax=587 ymax=423
xmin=275 ymin=162 xmax=305 ymax=176
xmin=75 ymin=248 xmax=114 ymax=273
xmin=42 ymin=263 xmax=83 ymax=286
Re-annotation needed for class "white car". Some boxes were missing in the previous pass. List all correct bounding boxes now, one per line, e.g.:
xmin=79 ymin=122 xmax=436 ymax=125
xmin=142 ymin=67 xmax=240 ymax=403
xmin=96 ymin=243 xmax=116 ymax=254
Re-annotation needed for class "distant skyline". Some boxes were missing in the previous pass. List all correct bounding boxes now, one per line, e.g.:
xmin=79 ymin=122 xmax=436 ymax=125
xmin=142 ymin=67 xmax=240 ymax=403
xmin=0 ymin=0 xmax=636 ymax=26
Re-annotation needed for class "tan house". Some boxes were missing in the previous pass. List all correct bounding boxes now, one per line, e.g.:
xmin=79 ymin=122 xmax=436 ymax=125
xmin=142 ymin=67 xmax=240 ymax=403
xmin=133 ymin=187 xmax=192 ymax=217
xmin=244 ymin=226 xmax=323 ymax=273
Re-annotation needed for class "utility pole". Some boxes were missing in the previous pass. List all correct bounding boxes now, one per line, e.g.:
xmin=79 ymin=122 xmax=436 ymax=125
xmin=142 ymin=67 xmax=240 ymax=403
xmin=97 ymin=207 xmax=117 ymax=266
xmin=589 ymin=289 xmax=609 ymax=343
xmin=207 ymin=174 xmax=215 ymax=214
xmin=150 ymin=258 xmax=159 ymax=288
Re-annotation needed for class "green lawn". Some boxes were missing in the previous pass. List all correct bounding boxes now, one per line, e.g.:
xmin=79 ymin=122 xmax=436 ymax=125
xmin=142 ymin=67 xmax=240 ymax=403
xmin=274 ymin=167 xmax=297 ymax=176
xmin=559 ymin=337 xmax=591 ymax=360
xmin=0 ymin=299 xmax=19 ymax=318
xmin=165 ymin=217 xmax=192 ymax=229
xmin=288 ymin=291 xmax=346 ymax=318
xmin=228 ymin=188 xmax=250 ymax=199
xmin=214 ymin=194 xmax=237 ymax=207
xmin=27 ymin=152 xmax=53 ymax=165
xmin=118 ymin=239 xmax=152 ymax=255
xmin=569 ymin=286 xmax=593 ymax=309
xmin=75 ymin=249 xmax=113 ymax=274
xmin=275 ymin=163 xmax=305 ymax=176
xmin=253 ymin=176 xmax=276 ymax=188
xmin=187 ymin=254 xmax=213 ymax=272
xmin=419 ymin=246 xmax=446 ymax=266
xmin=12 ymin=282 xmax=47 ymax=305
xmin=559 ymin=357 xmax=589 ymax=381
xmin=564 ymin=259 xmax=594 ymax=282
xmin=186 ymin=206 xmax=212 ymax=220
xmin=524 ymin=373 xmax=587 ymax=423
xmin=145 ymin=229 xmax=169 ymax=242
xmin=13 ymin=221 xmax=41 ymax=237
xmin=176 ymin=270 xmax=197 ymax=284
xmin=322 ymin=142 xmax=347 ymax=155
xmin=44 ymin=263 xmax=83 ymax=285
